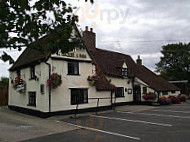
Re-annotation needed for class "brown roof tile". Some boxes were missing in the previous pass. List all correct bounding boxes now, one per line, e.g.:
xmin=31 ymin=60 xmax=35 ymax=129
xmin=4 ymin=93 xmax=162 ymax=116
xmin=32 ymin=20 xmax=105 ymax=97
xmin=134 ymin=64 xmax=180 ymax=91
xmin=88 ymin=48 xmax=180 ymax=91
xmin=10 ymin=47 xmax=50 ymax=71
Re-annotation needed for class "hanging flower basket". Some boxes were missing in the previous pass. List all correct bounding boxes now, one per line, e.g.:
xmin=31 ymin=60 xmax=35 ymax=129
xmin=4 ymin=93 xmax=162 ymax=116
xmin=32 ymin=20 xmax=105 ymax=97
xmin=13 ymin=76 xmax=26 ymax=93
xmin=142 ymin=92 xmax=157 ymax=101
xmin=13 ymin=76 xmax=25 ymax=89
xmin=87 ymin=74 xmax=100 ymax=86
xmin=47 ymin=73 xmax=62 ymax=89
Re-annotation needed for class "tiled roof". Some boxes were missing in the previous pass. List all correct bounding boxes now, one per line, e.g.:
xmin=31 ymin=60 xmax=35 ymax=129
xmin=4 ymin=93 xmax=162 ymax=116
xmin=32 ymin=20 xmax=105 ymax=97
xmin=134 ymin=64 xmax=180 ymax=91
xmin=88 ymin=48 xmax=179 ymax=91
xmin=96 ymin=73 xmax=115 ymax=91
xmin=10 ymin=27 xmax=180 ymax=92
xmin=9 ymin=34 xmax=52 ymax=71
xmin=9 ymin=47 xmax=50 ymax=71
xmin=88 ymin=48 xmax=135 ymax=78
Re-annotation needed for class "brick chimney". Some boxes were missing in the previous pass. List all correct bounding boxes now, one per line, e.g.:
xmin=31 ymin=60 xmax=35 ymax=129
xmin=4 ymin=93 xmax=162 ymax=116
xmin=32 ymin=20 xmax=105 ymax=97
xmin=136 ymin=55 xmax=142 ymax=65
xmin=83 ymin=26 xmax=96 ymax=51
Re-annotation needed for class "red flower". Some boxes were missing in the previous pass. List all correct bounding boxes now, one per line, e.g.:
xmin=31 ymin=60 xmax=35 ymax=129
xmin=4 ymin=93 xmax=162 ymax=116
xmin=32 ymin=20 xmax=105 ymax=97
xmin=47 ymin=73 xmax=62 ymax=89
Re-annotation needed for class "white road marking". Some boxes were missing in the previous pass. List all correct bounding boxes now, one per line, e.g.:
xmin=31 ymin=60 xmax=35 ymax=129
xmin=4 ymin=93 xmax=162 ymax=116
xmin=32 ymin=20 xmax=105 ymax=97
xmin=90 ymin=115 xmax=172 ymax=127
xmin=149 ymin=109 xmax=190 ymax=114
xmin=66 ymin=122 xmax=140 ymax=141
xmin=117 ymin=111 xmax=190 ymax=119
xmin=16 ymin=125 xmax=33 ymax=129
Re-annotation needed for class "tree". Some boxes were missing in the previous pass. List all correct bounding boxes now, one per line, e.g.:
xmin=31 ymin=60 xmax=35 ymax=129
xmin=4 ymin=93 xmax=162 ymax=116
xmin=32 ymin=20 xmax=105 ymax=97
xmin=0 ymin=0 xmax=93 ymax=63
xmin=156 ymin=43 xmax=190 ymax=86
xmin=0 ymin=77 xmax=9 ymax=87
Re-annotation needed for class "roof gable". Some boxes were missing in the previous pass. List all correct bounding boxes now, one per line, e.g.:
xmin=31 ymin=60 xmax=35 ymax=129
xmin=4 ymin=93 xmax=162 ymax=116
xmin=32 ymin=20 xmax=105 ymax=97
xmin=122 ymin=62 xmax=128 ymax=68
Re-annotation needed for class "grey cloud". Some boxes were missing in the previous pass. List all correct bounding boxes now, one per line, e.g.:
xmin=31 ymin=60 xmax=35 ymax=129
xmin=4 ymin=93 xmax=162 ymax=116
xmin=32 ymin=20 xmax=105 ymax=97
xmin=1 ymin=0 xmax=190 ymax=77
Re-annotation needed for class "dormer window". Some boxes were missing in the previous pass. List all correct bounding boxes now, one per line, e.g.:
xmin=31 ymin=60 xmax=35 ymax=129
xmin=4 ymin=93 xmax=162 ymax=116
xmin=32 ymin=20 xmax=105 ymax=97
xmin=122 ymin=68 xmax=128 ymax=77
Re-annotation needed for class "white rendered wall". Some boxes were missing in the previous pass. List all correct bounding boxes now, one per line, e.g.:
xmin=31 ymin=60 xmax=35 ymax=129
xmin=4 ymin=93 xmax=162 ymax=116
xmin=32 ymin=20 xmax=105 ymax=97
xmin=9 ymin=62 xmax=50 ymax=112
xmin=9 ymin=48 xmax=112 ymax=113
xmin=107 ymin=76 xmax=134 ymax=103
xmin=134 ymin=77 xmax=158 ymax=102
xmin=160 ymin=91 xmax=180 ymax=97
xmin=49 ymin=57 xmax=111 ymax=112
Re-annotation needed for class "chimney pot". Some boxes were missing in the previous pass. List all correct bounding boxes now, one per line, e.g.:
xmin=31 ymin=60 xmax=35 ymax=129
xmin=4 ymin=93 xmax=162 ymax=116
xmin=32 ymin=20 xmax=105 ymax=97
xmin=83 ymin=26 xmax=96 ymax=51
xmin=136 ymin=55 xmax=142 ymax=65
xmin=85 ymin=26 xmax=88 ymax=31
xmin=90 ymin=28 xmax=93 ymax=32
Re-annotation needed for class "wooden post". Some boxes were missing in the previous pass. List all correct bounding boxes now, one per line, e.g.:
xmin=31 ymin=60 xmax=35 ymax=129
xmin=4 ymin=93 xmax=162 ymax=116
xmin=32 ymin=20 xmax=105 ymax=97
xmin=96 ymin=98 xmax=100 ymax=115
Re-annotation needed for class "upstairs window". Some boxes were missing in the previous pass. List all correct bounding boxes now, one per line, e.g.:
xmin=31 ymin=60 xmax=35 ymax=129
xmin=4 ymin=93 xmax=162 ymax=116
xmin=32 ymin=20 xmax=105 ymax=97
xmin=30 ymin=66 xmax=35 ymax=79
xmin=68 ymin=61 xmax=79 ymax=75
xmin=115 ymin=87 xmax=124 ymax=98
xmin=122 ymin=68 xmax=128 ymax=77
xmin=71 ymin=89 xmax=88 ymax=105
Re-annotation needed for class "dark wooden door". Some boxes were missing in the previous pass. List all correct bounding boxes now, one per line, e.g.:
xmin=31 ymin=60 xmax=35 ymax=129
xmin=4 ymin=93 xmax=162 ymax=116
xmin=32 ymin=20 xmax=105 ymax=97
xmin=134 ymin=85 xmax=141 ymax=103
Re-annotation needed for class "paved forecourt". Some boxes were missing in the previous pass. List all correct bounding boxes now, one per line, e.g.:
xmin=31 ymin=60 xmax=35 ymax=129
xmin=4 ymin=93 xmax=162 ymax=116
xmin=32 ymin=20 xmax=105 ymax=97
xmin=22 ymin=101 xmax=190 ymax=142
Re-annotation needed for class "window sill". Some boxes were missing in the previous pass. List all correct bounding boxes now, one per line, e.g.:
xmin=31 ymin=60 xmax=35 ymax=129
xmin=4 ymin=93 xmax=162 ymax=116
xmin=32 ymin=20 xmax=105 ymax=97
xmin=29 ymin=78 xmax=36 ymax=81
xmin=27 ymin=104 xmax=36 ymax=107
xmin=67 ymin=74 xmax=80 ymax=76
xmin=115 ymin=96 xmax=125 ymax=98
xmin=71 ymin=102 xmax=88 ymax=105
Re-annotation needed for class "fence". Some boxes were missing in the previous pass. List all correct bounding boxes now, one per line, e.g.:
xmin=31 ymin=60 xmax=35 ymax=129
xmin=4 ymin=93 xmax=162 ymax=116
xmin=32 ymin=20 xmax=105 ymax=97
xmin=0 ymin=85 xmax=8 ymax=106
xmin=73 ymin=97 xmax=117 ymax=118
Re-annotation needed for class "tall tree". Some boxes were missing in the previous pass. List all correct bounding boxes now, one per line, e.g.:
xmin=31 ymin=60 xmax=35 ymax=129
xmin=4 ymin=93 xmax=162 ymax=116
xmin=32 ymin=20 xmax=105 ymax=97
xmin=0 ymin=0 xmax=93 ymax=63
xmin=0 ymin=77 xmax=9 ymax=87
xmin=156 ymin=43 xmax=190 ymax=86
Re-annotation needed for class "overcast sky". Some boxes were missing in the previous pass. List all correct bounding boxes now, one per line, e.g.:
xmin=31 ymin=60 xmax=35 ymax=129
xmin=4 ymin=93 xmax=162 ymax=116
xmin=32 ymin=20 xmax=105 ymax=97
xmin=0 ymin=0 xmax=190 ymax=77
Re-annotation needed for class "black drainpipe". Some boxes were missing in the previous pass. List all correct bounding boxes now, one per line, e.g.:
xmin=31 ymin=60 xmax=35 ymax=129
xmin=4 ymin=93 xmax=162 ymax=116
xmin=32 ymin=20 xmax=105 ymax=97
xmin=45 ymin=62 xmax=51 ymax=113
xmin=132 ymin=77 xmax=135 ymax=103
xmin=111 ymin=90 xmax=113 ymax=109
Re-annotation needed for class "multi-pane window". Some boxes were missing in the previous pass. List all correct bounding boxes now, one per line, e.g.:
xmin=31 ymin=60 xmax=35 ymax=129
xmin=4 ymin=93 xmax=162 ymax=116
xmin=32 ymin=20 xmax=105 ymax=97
xmin=30 ymin=66 xmax=35 ymax=79
xmin=143 ymin=87 xmax=147 ymax=94
xmin=68 ymin=61 xmax=79 ymax=75
xmin=115 ymin=87 xmax=124 ymax=98
xmin=171 ymin=90 xmax=176 ymax=94
xmin=28 ymin=92 xmax=36 ymax=106
xmin=122 ymin=68 xmax=128 ymax=76
xmin=162 ymin=91 xmax=168 ymax=95
xmin=71 ymin=89 xmax=88 ymax=105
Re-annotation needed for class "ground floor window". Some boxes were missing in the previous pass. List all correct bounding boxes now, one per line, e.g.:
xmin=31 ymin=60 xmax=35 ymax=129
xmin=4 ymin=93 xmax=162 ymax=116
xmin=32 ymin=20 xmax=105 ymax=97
xmin=171 ymin=90 xmax=176 ymax=94
xmin=143 ymin=87 xmax=147 ymax=94
xmin=71 ymin=89 xmax=88 ymax=105
xmin=162 ymin=91 xmax=168 ymax=95
xmin=115 ymin=87 xmax=124 ymax=98
xmin=28 ymin=92 xmax=36 ymax=106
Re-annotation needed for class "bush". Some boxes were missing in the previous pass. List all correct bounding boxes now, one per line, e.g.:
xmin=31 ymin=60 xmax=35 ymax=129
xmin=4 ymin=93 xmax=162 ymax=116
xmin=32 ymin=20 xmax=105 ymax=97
xmin=178 ymin=94 xmax=187 ymax=102
xmin=0 ymin=77 xmax=9 ymax=87
xmin=159 ymin=96 xmax=171 ymax=105
xmin=142 ymin=92 xmax=157 ymax=101
xmin=168 ymin=96 xmax=181 ymax=104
